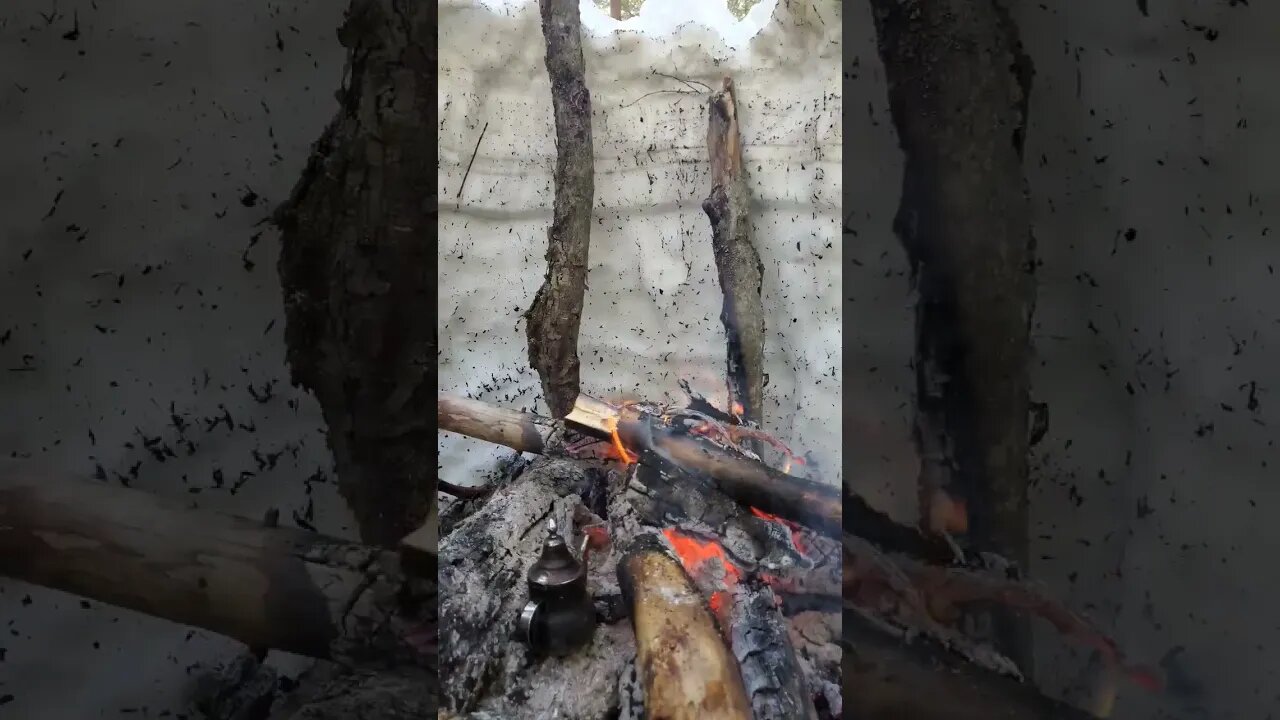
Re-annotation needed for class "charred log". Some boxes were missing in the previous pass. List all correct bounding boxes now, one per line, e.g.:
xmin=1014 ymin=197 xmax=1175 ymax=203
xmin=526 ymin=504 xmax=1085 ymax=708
xmin=273 ymin=0 xmax=436 ymax=547
xmin=843 ymin=608 xmax=1095 ymax=720
xmin=868 ymin=0 xmax=1037 ymax=668
xmin=0 ymin=470 xmax=436 ymax=674
xmin=617 ymin=534 xmax=753 ymax=720
xmin=524 ymin=0 xmax=596 ymax=418
xmin=703 ymin=77 xmax=766 ymax=429
xmin=726 ymin=579 xmax=819 ymax=719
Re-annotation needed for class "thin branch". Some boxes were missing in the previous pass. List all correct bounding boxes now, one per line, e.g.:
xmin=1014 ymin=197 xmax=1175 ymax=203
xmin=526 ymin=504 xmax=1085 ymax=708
xmin=455 ymin=121 xmax=489 ymax=199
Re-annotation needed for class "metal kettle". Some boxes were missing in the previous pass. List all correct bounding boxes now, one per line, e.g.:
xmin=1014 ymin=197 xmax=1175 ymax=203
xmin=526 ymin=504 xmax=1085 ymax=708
xmin=517 ymin=518 xmax=597 ymax=656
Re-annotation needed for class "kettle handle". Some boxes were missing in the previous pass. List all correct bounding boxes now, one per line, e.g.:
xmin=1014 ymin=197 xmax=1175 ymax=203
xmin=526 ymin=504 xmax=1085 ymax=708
xmin=517 ymin=599 xmax=543 ymax=646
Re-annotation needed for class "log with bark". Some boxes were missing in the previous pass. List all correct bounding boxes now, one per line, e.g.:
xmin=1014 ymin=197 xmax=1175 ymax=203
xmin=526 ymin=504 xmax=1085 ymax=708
xmin=0 ymin=470 xmax=436 ymax=676
xmin=438 ymin=393 xmax=841 ymax=537
xmin=868 ymin=0 xmax=1038 ymax=669
xmin=273 ymin=0 xmax=436 ymax=547
xmin=524 ymin=0 xmax=596 ymax=419
xmin=703 ymin=76 xmax=766 ymax=429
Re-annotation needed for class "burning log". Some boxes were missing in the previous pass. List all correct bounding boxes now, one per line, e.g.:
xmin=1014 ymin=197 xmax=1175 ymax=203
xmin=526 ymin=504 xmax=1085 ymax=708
xmin=660 ymin=528 xmax=821 ymax=719
xmin=524 ymin=0 xmax=596 ymax=418
xmin=438 ymin=394 xmax=840 ymax=537
xmin=703 ymin=76 xmax=765 ymax=429
xmin=0 ymin=470 xmax=435 ymax=671
xmin=617 ymin=534 xmax=753 ymax=720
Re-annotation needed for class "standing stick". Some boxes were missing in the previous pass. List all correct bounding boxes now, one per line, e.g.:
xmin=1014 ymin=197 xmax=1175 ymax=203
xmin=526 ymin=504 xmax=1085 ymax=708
xmin=525 ymin=0 xmax=595 ymax=418
xmin=703 ymin=77 xmax=765 ymax=428
xmin=868 ymin=0 xmax=1037 ymax=669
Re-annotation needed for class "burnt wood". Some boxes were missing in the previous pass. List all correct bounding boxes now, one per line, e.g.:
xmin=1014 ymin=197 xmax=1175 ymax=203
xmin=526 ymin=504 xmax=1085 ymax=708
xmin=703 ymin=77 xmax=766 ymax=430
xmin=868 ymin=0 xmax=1037 ymax=668
xmin=843 ymin=608 xmax=1096 ymax=720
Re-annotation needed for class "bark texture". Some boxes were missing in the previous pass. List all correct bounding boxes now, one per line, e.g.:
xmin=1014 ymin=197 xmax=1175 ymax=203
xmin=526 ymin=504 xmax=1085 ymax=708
xmin=274 ymin=0 xmax=435 ymax=546
xmin=868 ymin=0 xmax=1037 ymax=668
xmin=703 ymin=77 xmax=766 ymax=428
xmin=0 ymin=470 xmax=435 ymax=673
xmin=726 ymin=580 xmax=819 ymax=720
xmin=524 ymin=0 xmax=595 ymax=418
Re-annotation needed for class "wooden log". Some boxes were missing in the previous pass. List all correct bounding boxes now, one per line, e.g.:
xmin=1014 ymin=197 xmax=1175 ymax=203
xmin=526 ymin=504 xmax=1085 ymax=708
xmin=617 ymin=535 xmax=752 ymax=720
xmin=843 ymin=608 xmax=1096 ymax=720
xmin=437 ymin=394 xmax=841 ymax=537
xmin=438 ymin=394 xmax=551 ymax=454
xmin=703 ymin=76 xmax=765 ymax=429
xmin=867 ymin=0 xmax=1037 ymax=668
xmin=0 ymin=470 xmax=433 ymax=669
xmin=524 ymin=0 xmax=596 ymax=418
xmin=726 ymin=580 xmax=819 ymax=719
xmin=615 ymin=406 xmax=841 ymax=537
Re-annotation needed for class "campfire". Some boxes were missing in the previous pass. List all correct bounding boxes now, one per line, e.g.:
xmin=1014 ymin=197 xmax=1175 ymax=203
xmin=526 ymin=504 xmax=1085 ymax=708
xmin=436 ymin=390 xmax=842 ymax=719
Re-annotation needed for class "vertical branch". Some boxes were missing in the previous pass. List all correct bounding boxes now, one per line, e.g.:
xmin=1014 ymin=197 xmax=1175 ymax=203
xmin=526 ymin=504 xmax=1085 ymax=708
xmin=703 ymin=77 xmax=766 ymax=429
xmin=273 ymin=0 xmax=436 ymax=547
xmin=868 ymin=0 xmax=1037 ymax=670
xmin=525 ymin=0 xmax=595 ymax=418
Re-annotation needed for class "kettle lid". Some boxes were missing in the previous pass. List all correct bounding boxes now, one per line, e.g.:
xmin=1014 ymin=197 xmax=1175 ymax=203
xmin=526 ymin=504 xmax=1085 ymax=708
xmin=528 ymin=518 xmax=582 ymax=588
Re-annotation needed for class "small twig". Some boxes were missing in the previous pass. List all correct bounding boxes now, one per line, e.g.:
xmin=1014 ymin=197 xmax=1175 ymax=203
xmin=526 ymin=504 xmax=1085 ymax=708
xmin=455 ymin=121 xmax=488 ymax=200
xmin=438 ymin=479 xmax=489 ymax=500
xmin=652 ymin=70 xmax=712 ymax=93
xmin=620 ymin=89 xmax=703 ymax=109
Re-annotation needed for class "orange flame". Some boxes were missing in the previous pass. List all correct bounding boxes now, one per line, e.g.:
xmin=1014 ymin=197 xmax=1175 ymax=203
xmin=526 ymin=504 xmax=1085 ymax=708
xmin=601 ymin=416 xmax=637 ymax=465
xmin=750 ymin=507 xmax=809 ymax=557
xmin=730 ymin=401 xmax=745 ymax=418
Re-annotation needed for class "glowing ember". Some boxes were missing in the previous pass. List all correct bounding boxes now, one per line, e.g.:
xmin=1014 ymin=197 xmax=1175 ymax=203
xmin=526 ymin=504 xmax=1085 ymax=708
xmin=927 ymin=489 xmax=969 ymax=535
xmin=661 ymin=528 xmax=742 ymax=586
xmin=730 ymin=400 xmax=745 ymax=418
xmin=663 ymin=528 xmax=744 ymax=629
xmin=750 ymin=506 xmax=809 ymax=557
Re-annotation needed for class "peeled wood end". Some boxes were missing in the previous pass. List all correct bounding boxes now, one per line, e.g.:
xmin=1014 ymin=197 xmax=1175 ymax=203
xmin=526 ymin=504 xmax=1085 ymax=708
xmin=617 ymin=536 xmax=752 ymax=720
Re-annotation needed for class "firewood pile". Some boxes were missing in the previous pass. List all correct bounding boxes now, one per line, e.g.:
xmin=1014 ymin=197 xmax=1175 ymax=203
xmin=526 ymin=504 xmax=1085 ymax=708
xmin=436 ymin=392 xmax=843 ymax=719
